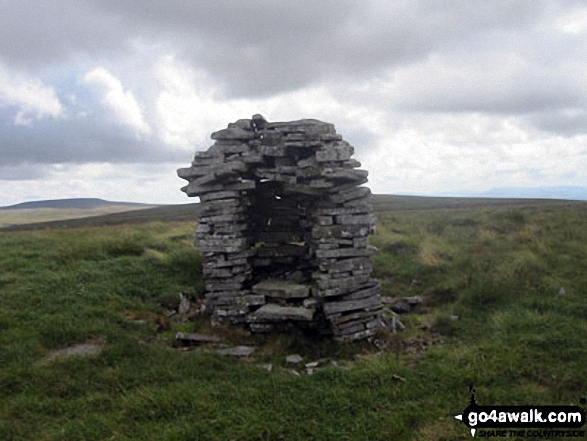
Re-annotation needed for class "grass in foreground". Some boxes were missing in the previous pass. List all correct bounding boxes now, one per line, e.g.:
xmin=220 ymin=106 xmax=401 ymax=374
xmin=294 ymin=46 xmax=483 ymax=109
xmin=0 ymin=204 xmax=586 ymax=440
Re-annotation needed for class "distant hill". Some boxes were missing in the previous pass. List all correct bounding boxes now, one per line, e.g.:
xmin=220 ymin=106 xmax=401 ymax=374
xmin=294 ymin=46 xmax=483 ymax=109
xmin=476 ymin=186 xmax=587 ymax=200
xmin=0 ymin=203 xmax=200 ymax=231
xmin=0 ymin=198 xmax=154 ymax=210
xmin=438 ymin=186 xmax=587 ymax=201
xmin=370 ymin=194 xmax=583 ymax=211
xmin=0 ymin=199 xmax=159 ymax=229
xmin=2 ymin=195 xmax=585 ymax=232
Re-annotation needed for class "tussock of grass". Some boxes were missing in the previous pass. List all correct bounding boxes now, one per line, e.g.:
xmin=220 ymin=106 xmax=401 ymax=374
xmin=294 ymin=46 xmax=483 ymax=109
xmin=1 ymin=204 xmax=587 ymax=440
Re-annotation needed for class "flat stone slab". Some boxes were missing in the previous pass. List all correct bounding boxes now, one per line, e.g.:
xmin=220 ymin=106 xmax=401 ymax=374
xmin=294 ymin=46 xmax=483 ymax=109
xmin=286 ymin=354 xmax=304 ymax=364
xmin=38 ymin=339 xmax=104 ymax=365
xmin=211 ymin=127 xmax=256 ymax=141
xmin=216 ymin=345 xmax=256 ymax=358
xmin=252 ymin=280 xmax=310 ymax=299
xmin=323 ymin=295 xmax=382 ymax=316
xmin=247 ymin=304 xmax=315 ymax=322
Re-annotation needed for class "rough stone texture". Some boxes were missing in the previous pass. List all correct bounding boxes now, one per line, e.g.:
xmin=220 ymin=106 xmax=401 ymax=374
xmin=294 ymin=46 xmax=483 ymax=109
xmin=252 ymin=280 xmax=310 ymax=299
xmin=216 ymin=346 xmax=256 ymax=358
xmin=248 ymin=304 xmax=315 ymax=322
xmin=178 ymin=115 xmax=382 ymax=341
xmin=286 ymin=354 xmax=304 ymax=364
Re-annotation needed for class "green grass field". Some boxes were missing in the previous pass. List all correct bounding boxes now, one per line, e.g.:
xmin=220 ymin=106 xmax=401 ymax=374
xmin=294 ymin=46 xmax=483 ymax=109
xmin=1 ymin=199 xmax=586 ymax=440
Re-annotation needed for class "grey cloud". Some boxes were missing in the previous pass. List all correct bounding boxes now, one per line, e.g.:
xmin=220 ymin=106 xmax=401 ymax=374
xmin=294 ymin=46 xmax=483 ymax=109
xmin=1 ymin=0 xmax=587 ymax=169
xmin=527 ymin=109 xmax=587 ymax=136
xmin=0 ymin=1 xmax=136 ymax=71
xmin=0 ymin=107 xmax=187 ymax=166
xmin=0 ymin=0 xmax=557 ymax=95
xmin=0 ymin=163 xmax=49 ymax=181
xmin=112 ymin=0 xmax=548 ymax=97
xmin=337 ymin=129 xmax=378 ymax=158
xmin=391 ymin=65 xmax=584 ymax=115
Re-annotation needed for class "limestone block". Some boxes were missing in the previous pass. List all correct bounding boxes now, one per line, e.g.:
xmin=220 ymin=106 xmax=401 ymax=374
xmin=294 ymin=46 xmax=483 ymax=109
xmin=227 ymin=119 xmax=252 ymax=130
xmin=192 ymin=152 xmax=224 ymax=166
xmin=341 ymin=159 xmax=361 ymax=168
xmin=322 ymin=168 xmax=368 ymax=182
xmin=315 ymin=246 xmax=378 ymax=259
xmin=266 ymin=119 xmax=335 ymax=135
xmin=323 ymin=295 xmax=382 ymax=315
xmin=309 ymin=179 xmax=334 ymax=188
xmin=341 ymin=283 xmax=380 ymax=300
xmin=329 ymin=310 xmax=381 ymax=325
xmin=318 ymin=257 xmax=373 ymax=273
xmin=206 ymin=281 xmax=244 ymax=292
xmin=211 ymin=128 xmax=256 ymax=141
xmin=247 ymin=304 xmax=315 ymax=322
xmin=335 ymin=214 xmax=375 ymax=226
xmin=328 ymin=186 xmax=371 ymax=203
xmin=315 ymin=274 xmax=371 ymax=291
xmin=244 ymin=295 xmax=266 ymax=306
xmin=353 ymin=237 xmax=369 ymax=247
xmin=312 ymin=224 xmax=372 ymax=239
xmin=315 ymin=141 xmax=354 ymax=162
xmin=216 ymin=346 xmax=256 ymax=357
xmin=315 ymin=203 xmax=371 ymax=215
xmin=200 ymin=191 xmax=243 ymax=202
xmin=252 ymin=280 xmax=310 ymax=299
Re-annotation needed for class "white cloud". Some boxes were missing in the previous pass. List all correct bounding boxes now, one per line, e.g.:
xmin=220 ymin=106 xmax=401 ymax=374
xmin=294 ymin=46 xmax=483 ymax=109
xmin=153 ymin=53 xmax=371 ymax=152
xmin=0 ymin=64 xmax=63 ymax=125
xmin=154 ymin=55 xmax=224 ymax=150
xmin=83 ymin=66 xmax=151 ymax=135
xmin=360 ymin=112 xmax=587 ymax=195
xmin=555 ymin=6 xmax=587 ymax=35
xmin=349 ymin=52 xmax=582 ymax=115
xmin=152 ymin=52 xmax=586 ymax=199
xmin=0 ymin=162 xmax=187 ymax=206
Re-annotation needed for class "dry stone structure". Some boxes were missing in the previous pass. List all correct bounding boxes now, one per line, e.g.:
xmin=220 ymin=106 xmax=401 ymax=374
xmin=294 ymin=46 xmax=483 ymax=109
xmin=177 ymin=115 xmax=382 ymax=341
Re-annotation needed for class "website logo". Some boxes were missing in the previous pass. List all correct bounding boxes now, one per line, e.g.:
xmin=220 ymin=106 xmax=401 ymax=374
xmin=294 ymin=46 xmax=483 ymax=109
xmin=454 ymin=386 xmax=586 ymax=438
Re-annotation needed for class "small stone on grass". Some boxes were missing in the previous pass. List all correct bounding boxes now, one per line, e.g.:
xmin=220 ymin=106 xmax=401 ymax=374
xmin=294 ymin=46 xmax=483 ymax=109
xmin=286 ymin=354 xmax=304 ymax=364
xmin=39 ymin=339 xmax=105 ymax=365
xmin=216 ymin=345 xmax=256 ymax=358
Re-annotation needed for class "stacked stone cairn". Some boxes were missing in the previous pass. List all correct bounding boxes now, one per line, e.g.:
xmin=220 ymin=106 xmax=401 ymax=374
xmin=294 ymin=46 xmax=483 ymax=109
xmin=177 ymin=115 xmax=383 ymax=341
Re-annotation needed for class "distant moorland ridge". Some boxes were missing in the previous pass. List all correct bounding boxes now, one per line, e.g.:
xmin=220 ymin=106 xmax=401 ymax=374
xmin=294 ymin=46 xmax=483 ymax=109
xmin=0 ymin=198 xmax=155 ymax=210
xmin=1 ymin=195 xmax=585 ymax=232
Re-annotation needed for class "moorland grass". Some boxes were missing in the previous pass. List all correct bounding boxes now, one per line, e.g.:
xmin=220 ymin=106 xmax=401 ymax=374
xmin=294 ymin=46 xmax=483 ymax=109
xmin=1 ymin=205 xmax=586 ymax=440
xmin=0 ymin=206 xmax=156 ymax=229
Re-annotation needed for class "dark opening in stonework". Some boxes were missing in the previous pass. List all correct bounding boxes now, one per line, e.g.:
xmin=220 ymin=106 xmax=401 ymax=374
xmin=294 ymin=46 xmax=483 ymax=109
xmin=250 ymin=181 xmax=315 ymax=285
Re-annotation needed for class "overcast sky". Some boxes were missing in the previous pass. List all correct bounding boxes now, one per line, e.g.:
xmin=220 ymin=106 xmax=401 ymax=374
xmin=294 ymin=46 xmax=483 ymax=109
xmin=1 ymin=0 xmax=586 ymax=205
